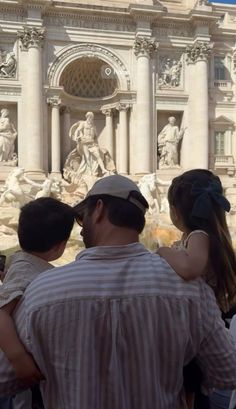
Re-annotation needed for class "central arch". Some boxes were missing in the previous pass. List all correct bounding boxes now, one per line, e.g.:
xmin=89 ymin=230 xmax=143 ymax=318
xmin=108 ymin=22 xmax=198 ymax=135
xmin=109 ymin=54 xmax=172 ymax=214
xmin=48 ymin=43 xmax=130 ymax=91
xmin=59 ymin=57 xmax=119 ymax=98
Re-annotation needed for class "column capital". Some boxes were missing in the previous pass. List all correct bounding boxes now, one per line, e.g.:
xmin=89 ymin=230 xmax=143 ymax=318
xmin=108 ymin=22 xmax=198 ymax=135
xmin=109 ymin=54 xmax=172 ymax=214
xmin=17 ymin=26 xmax=45 ymax=51
xmin=116 ymin=103 xmax=131 ymax=112
xmin=185 ymin=41 xmax=212 ymax=64
xmin=133 ymin=36 xmax=158 ymax=58
xmin=102 ymin=108 xmax=113 ymax=116
xmin=47 ymin=96 xmax=61 ymax=107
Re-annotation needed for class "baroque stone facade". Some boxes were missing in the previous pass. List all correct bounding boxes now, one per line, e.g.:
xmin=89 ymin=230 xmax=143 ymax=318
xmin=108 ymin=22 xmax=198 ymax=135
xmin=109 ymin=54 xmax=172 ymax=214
xmin=0 ymin=0 xmax=235 ymax=185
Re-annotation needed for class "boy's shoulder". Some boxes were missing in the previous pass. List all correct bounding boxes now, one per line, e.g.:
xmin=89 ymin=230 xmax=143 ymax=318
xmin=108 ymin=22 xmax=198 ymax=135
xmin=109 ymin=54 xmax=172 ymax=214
xmin=6 ymin=251 xmax=53 ymax=279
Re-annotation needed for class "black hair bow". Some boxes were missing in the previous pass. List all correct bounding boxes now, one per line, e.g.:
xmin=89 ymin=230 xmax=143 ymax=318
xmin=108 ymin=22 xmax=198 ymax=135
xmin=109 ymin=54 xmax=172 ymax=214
xmin=191 ymin=181 xmax=230 ymax=220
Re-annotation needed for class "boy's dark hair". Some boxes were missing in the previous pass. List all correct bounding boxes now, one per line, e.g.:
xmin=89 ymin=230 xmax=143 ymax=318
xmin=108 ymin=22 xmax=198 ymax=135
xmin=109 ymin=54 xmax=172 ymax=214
xmin=85 ymin=191 xmax=147 ymax=234
xmin=18 ymin=197 xmax=75 ymax=253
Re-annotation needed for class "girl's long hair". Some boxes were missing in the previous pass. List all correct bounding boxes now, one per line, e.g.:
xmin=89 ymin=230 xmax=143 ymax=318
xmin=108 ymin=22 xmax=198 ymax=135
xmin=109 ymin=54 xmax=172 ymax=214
xmin=168 ymin=169 xmax=236 ymax=312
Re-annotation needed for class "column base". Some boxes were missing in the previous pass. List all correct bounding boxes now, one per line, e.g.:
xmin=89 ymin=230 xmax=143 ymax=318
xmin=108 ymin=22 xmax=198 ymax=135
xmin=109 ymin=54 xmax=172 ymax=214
xmin=50 ymin=171 xmax=62 ymax=179
xmin=23 ymin=169 xmax=46 ymax=181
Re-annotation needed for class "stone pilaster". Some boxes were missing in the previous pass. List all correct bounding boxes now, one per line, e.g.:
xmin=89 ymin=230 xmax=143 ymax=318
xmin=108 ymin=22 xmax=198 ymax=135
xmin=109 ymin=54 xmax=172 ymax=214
xmin=134 ymin=36 xmax=158 ymax=174
xmin=183 ymin=41 xmax=212 ymax=169
xmin=18 ymin=26 xmax=45 ymax=173
xmin=48 ymin=97 xmax=61 ymax=175
xmin=116 ymin=104 xmax=130 ymax=175
xmin=102 ymin=108 xmax=114 ymax=159
xmin=61 ymin=107 xmax=71 ymax=163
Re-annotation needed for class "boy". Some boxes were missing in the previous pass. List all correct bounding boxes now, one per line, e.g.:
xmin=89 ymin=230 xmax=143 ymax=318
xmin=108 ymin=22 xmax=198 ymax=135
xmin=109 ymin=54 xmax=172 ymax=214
xmin=0 ymin=197 xmax=75 ymax=408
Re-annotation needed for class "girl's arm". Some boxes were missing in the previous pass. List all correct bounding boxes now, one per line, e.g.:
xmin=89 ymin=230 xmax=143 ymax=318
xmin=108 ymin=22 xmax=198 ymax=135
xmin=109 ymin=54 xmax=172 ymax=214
xmin=0 ymin=300 xmax=44 ymax=386
xmin=157 ymin=232 xmax=209 ymax=280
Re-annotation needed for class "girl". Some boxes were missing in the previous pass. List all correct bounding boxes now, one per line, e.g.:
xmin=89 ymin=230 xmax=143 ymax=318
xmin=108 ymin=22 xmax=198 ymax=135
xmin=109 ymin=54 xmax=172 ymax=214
xmin=158 ymin=169 xmax=236 ymax=313
xmin=157 ymin=169 xmax=236 ymax=409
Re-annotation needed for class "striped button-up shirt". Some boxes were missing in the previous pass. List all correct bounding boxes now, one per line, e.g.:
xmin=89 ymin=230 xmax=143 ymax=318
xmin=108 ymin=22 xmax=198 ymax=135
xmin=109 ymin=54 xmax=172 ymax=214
xmin=0 ymin=243 xmax=236 ymax=409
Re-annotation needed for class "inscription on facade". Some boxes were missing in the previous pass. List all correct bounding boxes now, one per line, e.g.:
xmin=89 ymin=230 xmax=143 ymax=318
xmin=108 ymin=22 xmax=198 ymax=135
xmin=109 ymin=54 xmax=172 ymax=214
xmin=44 ymin=15 xmax=135 ymax=32
xmin=153 ymin=24 xmax=193 ymax=38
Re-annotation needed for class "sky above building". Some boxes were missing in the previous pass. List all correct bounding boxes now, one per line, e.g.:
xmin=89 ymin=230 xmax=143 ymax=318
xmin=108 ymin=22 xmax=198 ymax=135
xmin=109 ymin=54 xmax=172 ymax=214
xmin=210 ymin=0 xmax=236 ymax=3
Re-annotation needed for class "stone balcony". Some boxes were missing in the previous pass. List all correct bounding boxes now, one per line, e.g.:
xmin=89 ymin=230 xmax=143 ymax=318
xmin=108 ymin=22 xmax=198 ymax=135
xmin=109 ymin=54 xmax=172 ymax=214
xmin=215 ymin=154 xmax=235 ymax=176
xmin=213 ymin=80 xmax=232 ymax=91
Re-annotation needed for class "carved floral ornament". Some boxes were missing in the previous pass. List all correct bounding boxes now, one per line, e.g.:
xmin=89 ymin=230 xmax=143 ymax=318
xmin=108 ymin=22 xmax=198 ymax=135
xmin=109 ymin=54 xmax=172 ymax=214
xmin=133 ymin=36 xmax=158 ymax=58
xmin=116 ymin=103 xmax=131 ymax=112
xmin=17 ymin=26 xmax=45 ymax=51
xmin=185 ymin=42 xmax=212 ymax=64
xmin=47 ymin=96 xmax=61 ymax=107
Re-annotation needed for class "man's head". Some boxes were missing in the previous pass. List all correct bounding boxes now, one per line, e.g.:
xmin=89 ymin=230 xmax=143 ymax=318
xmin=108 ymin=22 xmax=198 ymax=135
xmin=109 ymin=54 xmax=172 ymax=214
xmin=18 ymin=197 xmax=76 ymax=260
xmin=1 ymin=108 xmax=9 ymax=118
xmin=168 ymin=116 xmax=176 ymax=125
xmin=85 ymin=112 xmax=94 ymax=124
xmin=74 ymin=175 xmax=149 ymax=248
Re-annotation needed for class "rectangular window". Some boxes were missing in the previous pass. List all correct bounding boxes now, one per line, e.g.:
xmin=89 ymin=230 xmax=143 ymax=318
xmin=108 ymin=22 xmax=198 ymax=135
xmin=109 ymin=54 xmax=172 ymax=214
xmin=214 ymin=131 xmax=225 ymax=155
xmin=214 ymin=57 xmax=226 ymax=80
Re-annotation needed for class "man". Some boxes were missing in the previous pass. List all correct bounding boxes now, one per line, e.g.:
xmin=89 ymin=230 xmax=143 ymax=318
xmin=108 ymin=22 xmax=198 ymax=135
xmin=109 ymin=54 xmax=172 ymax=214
xmin=65 ymin=111 xmax=115 ymax=179
xmin=0 ymin=175 xmax=236 ymax=409
xmin=157 ymin=116 xmax=185 ymax=168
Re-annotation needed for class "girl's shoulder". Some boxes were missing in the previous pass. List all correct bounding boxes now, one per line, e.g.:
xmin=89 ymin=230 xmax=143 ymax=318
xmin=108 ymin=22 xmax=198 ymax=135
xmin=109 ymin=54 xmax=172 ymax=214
xmin=183 ymin=230 xmax=209 ymax=248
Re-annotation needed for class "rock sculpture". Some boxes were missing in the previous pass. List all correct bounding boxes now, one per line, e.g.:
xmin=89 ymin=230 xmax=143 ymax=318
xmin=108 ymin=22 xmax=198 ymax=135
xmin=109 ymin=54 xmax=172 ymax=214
xmin=24 ymin=176 xmax=62 ymax=201
xmin=0 ymin=168 xmax=63 ymax=207
xmin=138 ymin=173 xmax=170 ymax=215
xmin=0 ymin=108 xmax=17 ymax=163
xmin=158 ymin=58 xmax=182 ymax=87
xmin=157 ymin=117 xmax=185 ymax=168
xmin=63 ymin=111 xmax=116 ymax=183
xmin=0 ymin=168 xmax=28 ymax=207
xmin=0 ymin=52 xmax=17 ymax=78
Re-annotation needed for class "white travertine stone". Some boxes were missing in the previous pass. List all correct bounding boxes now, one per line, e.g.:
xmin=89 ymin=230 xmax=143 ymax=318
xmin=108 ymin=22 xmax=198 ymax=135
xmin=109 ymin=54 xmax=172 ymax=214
xmin=49 ymin=97 xmax=61 ymax=175
xmin=133 ymin=36 xmax=158 ymax=174
xmin=61 ymin=107 xmax=71 ymax=161
xmin=102 ymin=108 xmax=114 ymax=159
xmin=17 ymin=27 xmax=45 ymax=172
xmin=116 ymin=104 xmax=129 ymax=175
xmin=185 ymin=41 xmax=212 ymax=169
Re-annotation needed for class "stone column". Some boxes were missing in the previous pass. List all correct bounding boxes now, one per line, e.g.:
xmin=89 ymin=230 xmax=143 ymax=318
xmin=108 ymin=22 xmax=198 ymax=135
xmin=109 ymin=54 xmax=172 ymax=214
xmin=102 ymin=108 xmax=114 ymax=159
xmin=133 ymin=36 xmax=158 ymax=174
xmin=61 ymin=107 xmax=71 ymax=162
xmin=17 ymin=26 xmax=45 ymax=173
xmin=48 ymin=97 xmax=61 ymax=176
xmin=184 ymin=41 xmax=212 ymax=169
xmin=116 ymin=104 xmax=129 ymax=175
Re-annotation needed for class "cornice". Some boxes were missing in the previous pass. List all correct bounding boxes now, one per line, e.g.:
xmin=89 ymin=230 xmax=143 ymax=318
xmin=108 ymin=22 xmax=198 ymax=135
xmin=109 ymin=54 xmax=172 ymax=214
xmin=51 ymin=2 xmax=129 ymax=16
xmin=129 ymin=4 xmax=166 ymax=22
xmin=19 ymin=0 xmax=52 ymax=10
xmin=0 ymin=3 xmax=26 ymax=16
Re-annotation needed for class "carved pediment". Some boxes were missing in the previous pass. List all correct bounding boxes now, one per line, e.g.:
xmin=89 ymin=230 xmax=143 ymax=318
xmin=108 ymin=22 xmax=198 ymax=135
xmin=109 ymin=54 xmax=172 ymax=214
xmin=212 ymin=115 xmax=234 ymax=126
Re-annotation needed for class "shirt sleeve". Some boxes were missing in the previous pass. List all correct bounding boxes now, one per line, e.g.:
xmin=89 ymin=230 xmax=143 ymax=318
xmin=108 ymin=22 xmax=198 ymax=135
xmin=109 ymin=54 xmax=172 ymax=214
xmin=0 ymin=261 xmax=37 ymax=308
xmin=197 ymin=282 xmax=236 ymax=390
xmin=0 ymin=297 xmax=29 ymax=396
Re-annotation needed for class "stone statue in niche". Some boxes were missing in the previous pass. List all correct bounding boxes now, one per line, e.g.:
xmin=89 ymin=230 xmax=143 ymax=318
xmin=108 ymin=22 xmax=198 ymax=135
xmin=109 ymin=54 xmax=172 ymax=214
xmin=0 ymin=52 xmax=17 ymax=78
xmin=138 ymin=173 xmax=171 ymax=215
xmin=63 ymin=111 xmax=116 ymax=183
xmin=158 ymin=57 xmax=182 ymax=88
xmin=0 ymin=108 xmax=17 ymax=164
xmin=157 ymin=116 xmax=186 ymax=168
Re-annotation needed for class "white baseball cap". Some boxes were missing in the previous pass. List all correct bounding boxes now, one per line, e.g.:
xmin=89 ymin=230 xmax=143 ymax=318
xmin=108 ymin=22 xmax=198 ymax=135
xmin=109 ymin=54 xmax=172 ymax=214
xmin=74 ymin=174 xmax=149 ymax=216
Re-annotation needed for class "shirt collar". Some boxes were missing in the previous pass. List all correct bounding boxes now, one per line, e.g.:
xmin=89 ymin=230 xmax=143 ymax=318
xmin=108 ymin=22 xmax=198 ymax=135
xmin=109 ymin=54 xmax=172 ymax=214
xmin=76 ymin=242 xmax=149 ymax=261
